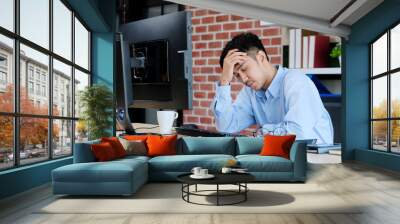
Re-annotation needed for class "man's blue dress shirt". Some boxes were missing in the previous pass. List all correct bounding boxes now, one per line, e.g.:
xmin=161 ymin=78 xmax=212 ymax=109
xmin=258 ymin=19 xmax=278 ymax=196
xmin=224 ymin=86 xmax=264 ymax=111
xmin=211 ymin=66 xmax=334 ymax=144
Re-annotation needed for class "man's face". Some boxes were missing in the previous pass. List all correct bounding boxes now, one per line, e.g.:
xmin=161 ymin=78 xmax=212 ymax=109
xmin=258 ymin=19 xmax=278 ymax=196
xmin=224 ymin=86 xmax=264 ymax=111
xmin=233 ymin=52 xmax=267 ymax=90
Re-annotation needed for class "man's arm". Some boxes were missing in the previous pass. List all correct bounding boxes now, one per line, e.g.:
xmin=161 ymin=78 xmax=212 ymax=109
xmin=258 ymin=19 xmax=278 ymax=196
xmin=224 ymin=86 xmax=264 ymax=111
xmin=211 ymin=83 xmax=255 ymax=133
xmin=261 ymin=74 xmax=332 ymax=144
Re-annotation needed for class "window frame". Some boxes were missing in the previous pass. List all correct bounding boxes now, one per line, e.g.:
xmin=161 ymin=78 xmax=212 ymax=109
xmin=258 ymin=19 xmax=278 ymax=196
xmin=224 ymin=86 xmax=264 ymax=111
xmin=370 ymin=20 xmax=400 ymax=154
xmin=0 ymin=0 xmax=92 ymax=171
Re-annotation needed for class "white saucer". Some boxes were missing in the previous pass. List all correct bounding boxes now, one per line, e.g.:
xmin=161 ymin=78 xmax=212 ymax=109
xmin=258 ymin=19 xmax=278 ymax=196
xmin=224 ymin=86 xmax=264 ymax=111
xmin=190 ymin=174 xmax=215 ymax=179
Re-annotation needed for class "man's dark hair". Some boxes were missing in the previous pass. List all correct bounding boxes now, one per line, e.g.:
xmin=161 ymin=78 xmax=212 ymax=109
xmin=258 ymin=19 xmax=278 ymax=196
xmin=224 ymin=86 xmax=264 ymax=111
xmin=219 ymin=32 xmax=269 ymax=68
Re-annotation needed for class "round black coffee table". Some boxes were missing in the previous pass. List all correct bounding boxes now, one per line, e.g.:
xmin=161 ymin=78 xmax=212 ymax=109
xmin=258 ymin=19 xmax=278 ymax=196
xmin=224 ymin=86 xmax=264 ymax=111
xmin=177 ymin=173 xmax=255 ymax=206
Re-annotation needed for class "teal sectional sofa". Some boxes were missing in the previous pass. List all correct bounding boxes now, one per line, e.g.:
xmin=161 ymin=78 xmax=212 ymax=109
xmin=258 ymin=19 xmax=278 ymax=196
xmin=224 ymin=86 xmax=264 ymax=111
xmin=52 ymin=137 xmax=309 ymax=196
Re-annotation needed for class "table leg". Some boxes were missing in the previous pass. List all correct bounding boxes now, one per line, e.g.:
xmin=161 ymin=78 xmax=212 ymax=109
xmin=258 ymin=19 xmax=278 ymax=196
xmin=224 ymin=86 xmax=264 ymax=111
xmin=217 ymin=184 xmax=219 ymax=206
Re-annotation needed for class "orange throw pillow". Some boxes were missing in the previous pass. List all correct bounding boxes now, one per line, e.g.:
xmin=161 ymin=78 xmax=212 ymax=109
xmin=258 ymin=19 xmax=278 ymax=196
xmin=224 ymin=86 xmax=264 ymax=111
xmin=101 ymin=137 xmax=127 ymax=158
xmin=259 ymin=134 xmax=296 ymax=159
xmin=91 ymin=142 xmax=118 ymax=161
xmin=146 ymin=135 xmax=177 ymax=157
xmin=124 ymin=135 xmax=148 ymax=141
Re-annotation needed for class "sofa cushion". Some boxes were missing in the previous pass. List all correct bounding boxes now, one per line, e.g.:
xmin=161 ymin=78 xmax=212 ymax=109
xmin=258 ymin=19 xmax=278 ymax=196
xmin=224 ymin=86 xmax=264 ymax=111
xmin=235 ymin=137 xmax=263 ymax=155
xmin=236 ymin=155 xmax=293 ymax=172
xmin=101 ymin=137 xmax=127 ymax=158
xmin=52 ymin=158 xmax=147 ymax=183
xmin=149 ymin=154 xmax=235 ymax=172
xmin=91 ymin=142 xmax=118 ymax=161
xmin=260 ymin=135 xmax=296 ymax=159
xmin=147 ymin=135 xmax=177 ymax=157
xmin=179 ymin=137 xmax=235 ymax=155
xmin=119 ymin=138 xmax=147 ymax=156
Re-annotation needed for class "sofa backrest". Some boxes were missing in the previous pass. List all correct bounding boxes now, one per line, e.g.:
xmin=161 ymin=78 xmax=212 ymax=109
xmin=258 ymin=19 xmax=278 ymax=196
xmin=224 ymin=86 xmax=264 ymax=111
xmin=177 ymin=137 xmax=236 ymax=155
xmin=73 ymin=139 xmax=100 ymax=163
xmin=235 ymin=137 xmax=263 ymax=155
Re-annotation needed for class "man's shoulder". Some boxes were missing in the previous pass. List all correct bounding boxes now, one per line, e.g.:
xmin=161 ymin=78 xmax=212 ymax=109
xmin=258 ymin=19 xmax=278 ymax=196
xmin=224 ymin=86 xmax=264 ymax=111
xmin=282 ymin=68 xmax=312 ymax=87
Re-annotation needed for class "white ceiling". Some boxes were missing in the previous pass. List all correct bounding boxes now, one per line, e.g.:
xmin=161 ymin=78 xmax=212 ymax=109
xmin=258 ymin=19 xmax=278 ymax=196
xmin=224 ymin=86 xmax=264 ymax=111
xmin=166 ymin=0 xmax=384 ymax=38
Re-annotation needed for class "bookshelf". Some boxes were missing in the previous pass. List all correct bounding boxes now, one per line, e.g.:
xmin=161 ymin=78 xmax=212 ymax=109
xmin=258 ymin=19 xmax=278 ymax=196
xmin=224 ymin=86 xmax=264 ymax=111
xmin=294 ymin=67 xmax=341 ymax=75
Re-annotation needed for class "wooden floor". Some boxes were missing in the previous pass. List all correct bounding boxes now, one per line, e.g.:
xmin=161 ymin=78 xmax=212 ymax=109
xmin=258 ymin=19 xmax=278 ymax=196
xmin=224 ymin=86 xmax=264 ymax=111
xmin=1 ymin=161 xmax=400 ymax=224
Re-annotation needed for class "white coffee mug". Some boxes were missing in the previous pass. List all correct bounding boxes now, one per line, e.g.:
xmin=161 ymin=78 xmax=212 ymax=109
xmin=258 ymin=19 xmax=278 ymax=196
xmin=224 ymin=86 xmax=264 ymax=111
xmin=157 ymin=110 xmax=179 ymax=135
xmin=200 ymin=169 xmax=208 ymax=176
xmin=191 ymin=167 xmax=202 ymax=176
xmin=221 ymin=167 xmax=232 ymax=174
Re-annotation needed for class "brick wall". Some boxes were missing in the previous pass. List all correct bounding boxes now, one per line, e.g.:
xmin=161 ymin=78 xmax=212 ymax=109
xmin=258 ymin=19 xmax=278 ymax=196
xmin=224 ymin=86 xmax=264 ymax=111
xmin=183 ymin=7 xmax=283 ymax=135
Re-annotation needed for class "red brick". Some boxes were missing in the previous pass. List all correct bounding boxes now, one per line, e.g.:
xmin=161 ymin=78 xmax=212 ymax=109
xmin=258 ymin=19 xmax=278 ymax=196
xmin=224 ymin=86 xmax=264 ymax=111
xmin=201 ymin=34 xmax=213 ymax=40
xmin=200 ymin=117 xmax=213 ymax=124
xmin=200 ymin=83 xmax=213 ymax=91
xmin=193 ymin=75 xmax=206 ymax=82
xmin=201 ymin=50 xmax=214 ymax=57
xmin=192 ymin=67 xmax=200 ymax=74
xmin=195 ymin=9 xmax=207 ymax=16
xmin=192 ymin=18 xmax=200 ymax=25
xmin=254 ymin=21 xmax=261 ymax=27
xmin=214 ymin=67 xmax=222 ymax=73
xmin=223 ymin=23 xmax=236 ymax=30
xmin=239 ymin=21 xmax=253 ymax=29
xmin=192 ymin=51 xmax=200 ymax=58
xmin=207 ymin=75 xmax=219 ymax=82
xmin=192 ymin=35 xmax=200 ymax=42
xmin=214 ymin=50 xmax=222 ymax=57
xmin=271 ymin=37 xmax=281 ymax=45
xmin=200 ymin=100 xmax=211 ymax=108
xmin=208 ymin=59 xmax=219 ymax=65
xmin=194 ymin=108 xmax=207 ymax=116
xmin=192 ymin=83 xmax=200 ymax=90
xmin=195 ymin=59 xmax=206 ymax=65
xmin=262 ymin=38 xmax=270 ymax=46
xmin=248 ymin=29 xmax=262 ymax=36
xmin=231 ymin=15 xmax=244 ymax=21
xmin=207 ymin=92 xmax=215 ymax=99
xmin=195 ymin=42 xmax=207 ymax=49
xmin=192 ymin=100 xmax=200 ymax=107
xmin=202 ymin=16 xmax=215 ymax=24
xmin=216 ymin=15 xmax=229 ymax=22
xmin=200 ymin=67 xmax=213 ymax=74
xmin=194 ymin=91 xmax=206 ymax=99
xmin=266 ymin=47 xmax=279 ymax=55
xmin=187 ymin=116 xmax=199 ymax=123
xmin=208 ymin=24 xmax=221 ymax=32
xmin=270 ymin=56 xmax=281 ymax=64
xmin=183 ymin=110 xmax=192 ymax=115
xmin=195 ymin=26 xmax=207 ymax=33
xmin=208 ymin=10 xmax=219 ymax=15
xmin=230 ymin=31 xmax=241 ymax=38
xmin=216 ymin=32 xmax=229 ymax=40
xmin=208 ymin=41 xmax=222 ymax=49
xmin=263 ymin=28 xmax=279 ymax=36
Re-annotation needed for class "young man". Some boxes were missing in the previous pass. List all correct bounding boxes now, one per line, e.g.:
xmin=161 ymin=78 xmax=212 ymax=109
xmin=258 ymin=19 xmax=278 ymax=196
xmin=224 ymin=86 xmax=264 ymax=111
xmin=211 ymin=32 xmax=333 ymax=144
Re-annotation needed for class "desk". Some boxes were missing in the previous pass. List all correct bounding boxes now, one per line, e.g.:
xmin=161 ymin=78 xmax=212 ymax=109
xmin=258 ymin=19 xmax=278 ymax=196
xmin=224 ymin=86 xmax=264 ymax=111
xmin=130 ymin=123 xmax=177 ymax=135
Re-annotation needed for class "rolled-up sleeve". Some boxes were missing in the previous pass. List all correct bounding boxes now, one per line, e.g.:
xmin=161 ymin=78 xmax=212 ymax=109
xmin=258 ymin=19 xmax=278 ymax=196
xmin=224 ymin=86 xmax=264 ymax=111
xmin=211 ymin=82 xmax=255 ymax=133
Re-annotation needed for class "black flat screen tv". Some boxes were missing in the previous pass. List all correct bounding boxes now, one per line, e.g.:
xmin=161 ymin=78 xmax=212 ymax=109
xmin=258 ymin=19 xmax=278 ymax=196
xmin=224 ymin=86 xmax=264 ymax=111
xmin=118 ymin=11 xmax=193 ymax=110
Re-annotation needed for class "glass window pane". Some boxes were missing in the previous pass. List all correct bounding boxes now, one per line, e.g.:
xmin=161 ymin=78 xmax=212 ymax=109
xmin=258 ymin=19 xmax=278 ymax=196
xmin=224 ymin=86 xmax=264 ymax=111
xmin=74 ymin=69 xmax=89 ymax=118
xmin=0 ymin=116 xmax=14 ymax=170
xmin=372 ymin=33 xmax=387 ymax=76
xmin=20 ymin=0 xmax=49 ymax=49
xmin=74 ymin=18 xmax=89 ymax=70
xmin=53 ymin=59 xmax=72 ymax=117
xmin=372 ymin=76 xmax=387 ymax=119
xmin=75 ymin=120 xmax=88 ymax=143
xmin=53 ymin=119 xmax=72 ymax=158
xmin=20 ymin=117 xmax=49 ymax=165
xmin=391 ymin=72 xmax=400 ymax=118
xmin=53 ymin=0 xmax=72 ymax=60
xmin=20 ymin=44 xmax=49 ymax=115
xmin=0 ymin=34 xmax=14 ymax=112
xmin=0 ymin=0 xmax=14 ymax=31
xmin=391 ymin=24 xmax=400 ymax=70
xmin=372 ymin=121 xmax=388 ymax=151
xmin=391 ymin=120 xmax=400 ymax=153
